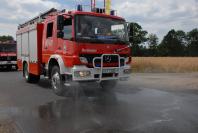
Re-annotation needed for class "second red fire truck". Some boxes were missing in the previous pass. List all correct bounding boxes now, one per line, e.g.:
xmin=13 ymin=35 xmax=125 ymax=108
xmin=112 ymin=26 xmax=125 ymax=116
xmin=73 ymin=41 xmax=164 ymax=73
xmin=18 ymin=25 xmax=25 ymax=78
xmin=0 ymin=41 xmax=17 ymax=70
xmin=16 ymin=3 xmax=132 ymax=96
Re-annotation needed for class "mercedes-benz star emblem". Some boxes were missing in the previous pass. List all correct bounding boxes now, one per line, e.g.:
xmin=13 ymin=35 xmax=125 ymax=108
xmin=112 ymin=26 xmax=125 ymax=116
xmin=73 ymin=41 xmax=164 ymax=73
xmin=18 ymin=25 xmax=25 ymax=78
xmin=104 ymin=56 xmax=112 ymax=63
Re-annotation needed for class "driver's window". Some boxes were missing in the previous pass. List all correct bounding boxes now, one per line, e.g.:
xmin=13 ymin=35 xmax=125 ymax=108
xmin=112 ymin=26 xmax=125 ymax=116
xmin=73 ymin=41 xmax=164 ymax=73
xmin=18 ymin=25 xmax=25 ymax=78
xmin=62 ymin=18 xmax=72 ymax=40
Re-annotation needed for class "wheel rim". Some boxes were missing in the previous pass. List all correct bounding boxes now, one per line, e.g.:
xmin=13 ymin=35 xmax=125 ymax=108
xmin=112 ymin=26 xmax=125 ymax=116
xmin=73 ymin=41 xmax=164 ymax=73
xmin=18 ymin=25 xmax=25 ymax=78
xmin=52 ymin=72 xmax=61 ymax=91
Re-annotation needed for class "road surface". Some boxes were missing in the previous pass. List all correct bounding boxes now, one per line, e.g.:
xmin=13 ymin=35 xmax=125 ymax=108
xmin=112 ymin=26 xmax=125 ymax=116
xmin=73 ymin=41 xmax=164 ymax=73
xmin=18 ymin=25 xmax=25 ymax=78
xmin=0 ymin=70 xmax=198 ymax=133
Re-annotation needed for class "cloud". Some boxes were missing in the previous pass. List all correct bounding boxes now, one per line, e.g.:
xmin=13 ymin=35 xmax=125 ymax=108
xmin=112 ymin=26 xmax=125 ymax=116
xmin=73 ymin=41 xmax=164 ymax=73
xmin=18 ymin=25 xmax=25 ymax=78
xmin=0 ymin=0 xmax=61 ymax=37
xmin=112 ymin=0 xmax=198 ymax=39
xmin=0 ymin=0 xmax=197 ymax=40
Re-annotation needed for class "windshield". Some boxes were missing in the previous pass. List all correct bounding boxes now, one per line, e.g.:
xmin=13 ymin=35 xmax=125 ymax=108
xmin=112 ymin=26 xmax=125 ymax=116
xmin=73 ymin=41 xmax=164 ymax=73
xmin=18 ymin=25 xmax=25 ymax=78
xmin=0 ymin=44 xmax=16 ymax=52
xmin=75 ymin=15 xmax=129 ymax=44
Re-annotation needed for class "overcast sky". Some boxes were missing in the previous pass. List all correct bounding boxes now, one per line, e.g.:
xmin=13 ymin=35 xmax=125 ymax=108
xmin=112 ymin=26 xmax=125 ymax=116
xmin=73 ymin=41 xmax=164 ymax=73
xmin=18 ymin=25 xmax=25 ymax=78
xmin=0 ymin=0 xmax=197 ymax=40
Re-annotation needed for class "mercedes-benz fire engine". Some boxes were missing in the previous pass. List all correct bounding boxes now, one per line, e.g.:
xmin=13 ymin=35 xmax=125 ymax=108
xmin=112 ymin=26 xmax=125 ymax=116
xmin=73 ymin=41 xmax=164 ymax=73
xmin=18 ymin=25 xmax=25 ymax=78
xmin=0 ymin=41 xmax=17 ymax=70
xmin=16 ymin=3 xmax=132 ymax=96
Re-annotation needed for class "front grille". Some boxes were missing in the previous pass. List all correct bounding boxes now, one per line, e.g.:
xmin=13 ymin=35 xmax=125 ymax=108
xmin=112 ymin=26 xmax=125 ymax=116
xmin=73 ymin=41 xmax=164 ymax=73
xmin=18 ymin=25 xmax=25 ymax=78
xmin=103 ymin=55 xmax=119 ymax=63
xmin=80 ymin=54 xmax=127 ymax=68
xmin=80 ymin=54 xmax=101 ymax=64
xmin=94 ymin=55 xmax=119 ymax=67
xmin=0 ymin=56 xmax=17 ymax=61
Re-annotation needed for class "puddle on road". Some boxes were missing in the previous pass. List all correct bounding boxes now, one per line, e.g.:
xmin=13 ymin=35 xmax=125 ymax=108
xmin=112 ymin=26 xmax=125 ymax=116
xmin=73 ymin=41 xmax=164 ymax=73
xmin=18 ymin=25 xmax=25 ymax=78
xmin=0 ymin=89 xmax=134 ymax=133
xmin=0 ymin=84 xmax=192 ymax=133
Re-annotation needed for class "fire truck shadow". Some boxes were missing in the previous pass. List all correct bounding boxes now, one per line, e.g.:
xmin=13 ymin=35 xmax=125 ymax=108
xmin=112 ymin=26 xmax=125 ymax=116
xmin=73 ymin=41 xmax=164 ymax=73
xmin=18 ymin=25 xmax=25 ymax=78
xmin=37 ymin=78 xmax=117 ymax=99
xmin=37 ymin=78 xmax=51 ymax=89
xmin=62 ymin=81 xmax=118 ymax=99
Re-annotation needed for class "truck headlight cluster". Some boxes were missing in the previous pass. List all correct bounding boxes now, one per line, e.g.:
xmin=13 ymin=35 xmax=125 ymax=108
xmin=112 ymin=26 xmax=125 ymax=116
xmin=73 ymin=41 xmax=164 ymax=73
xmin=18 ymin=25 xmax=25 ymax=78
xmin=74 ymin=71 xmax=91 ymax=77
xmin=80 ymin=57 xmax=88 ymax=64
xmin=124 ymin=69 xmax=132 ymax=74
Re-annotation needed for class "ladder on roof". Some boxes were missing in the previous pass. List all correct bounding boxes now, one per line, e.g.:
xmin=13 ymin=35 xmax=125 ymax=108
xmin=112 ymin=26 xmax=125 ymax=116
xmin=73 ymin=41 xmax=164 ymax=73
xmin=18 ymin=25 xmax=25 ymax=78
xmin=18 ymin=8 xmax=58 ymax=29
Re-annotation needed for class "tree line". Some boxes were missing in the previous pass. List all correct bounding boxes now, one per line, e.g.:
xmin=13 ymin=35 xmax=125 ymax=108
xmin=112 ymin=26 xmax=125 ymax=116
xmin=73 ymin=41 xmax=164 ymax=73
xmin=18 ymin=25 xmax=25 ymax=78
xmin=129 ymin=23 xmax=198 ymax=57
xmin=0 ymin=35 xmax=14 ymax=42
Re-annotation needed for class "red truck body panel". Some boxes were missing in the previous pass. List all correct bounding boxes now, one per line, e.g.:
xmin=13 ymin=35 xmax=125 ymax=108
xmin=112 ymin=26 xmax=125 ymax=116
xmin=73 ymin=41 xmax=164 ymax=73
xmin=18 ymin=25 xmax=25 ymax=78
xmin=17 ymin=24 xmax=43 ymax=75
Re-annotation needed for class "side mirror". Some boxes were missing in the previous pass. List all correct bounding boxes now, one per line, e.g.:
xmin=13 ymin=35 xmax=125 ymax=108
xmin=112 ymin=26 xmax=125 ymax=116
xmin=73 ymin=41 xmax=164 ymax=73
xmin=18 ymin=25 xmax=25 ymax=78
xmin=126 ymin=22 xmax=130 ymax=33
xmin=57 ymin=15 xmax=64 ymax=31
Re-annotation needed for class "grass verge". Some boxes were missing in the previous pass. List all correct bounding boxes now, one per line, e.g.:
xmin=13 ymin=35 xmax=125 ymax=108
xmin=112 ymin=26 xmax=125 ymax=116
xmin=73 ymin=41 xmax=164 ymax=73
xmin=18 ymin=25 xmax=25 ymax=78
xmin=132 ymin=57 xmax=198 ymax=73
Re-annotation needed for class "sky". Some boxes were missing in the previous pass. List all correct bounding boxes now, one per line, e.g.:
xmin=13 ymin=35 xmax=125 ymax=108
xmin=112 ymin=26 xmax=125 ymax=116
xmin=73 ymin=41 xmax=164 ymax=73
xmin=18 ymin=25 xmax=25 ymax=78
xmin=0 ymin=0 xmax=197 ymax=40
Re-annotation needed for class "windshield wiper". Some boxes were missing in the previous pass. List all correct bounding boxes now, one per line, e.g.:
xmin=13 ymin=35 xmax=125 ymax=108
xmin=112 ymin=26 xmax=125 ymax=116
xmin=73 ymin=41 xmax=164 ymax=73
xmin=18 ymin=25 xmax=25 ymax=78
xmin=77 ymin=36 xmax=127 ymax=44
xmin=77 ymin=37 xmax=106 ymax=43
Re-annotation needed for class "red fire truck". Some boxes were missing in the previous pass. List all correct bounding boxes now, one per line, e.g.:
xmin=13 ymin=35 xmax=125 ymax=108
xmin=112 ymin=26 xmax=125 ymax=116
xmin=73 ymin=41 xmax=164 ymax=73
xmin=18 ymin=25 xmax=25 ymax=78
xmin=16 ymin=5 xmax=132 ymax=96
xmin=0 ymin=41 xmax=17 ymax=70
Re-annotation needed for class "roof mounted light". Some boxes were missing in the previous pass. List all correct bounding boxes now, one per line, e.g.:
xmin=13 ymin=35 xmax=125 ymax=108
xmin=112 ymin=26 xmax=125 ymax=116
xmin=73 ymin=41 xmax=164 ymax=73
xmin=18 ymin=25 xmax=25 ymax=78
xmin=110 ymin=10 xmax=115 ymax=16
xmin=95 ymin=8 xmax=105 ymax=13
xmin=77 ymin=5 xmax=83 ymax=11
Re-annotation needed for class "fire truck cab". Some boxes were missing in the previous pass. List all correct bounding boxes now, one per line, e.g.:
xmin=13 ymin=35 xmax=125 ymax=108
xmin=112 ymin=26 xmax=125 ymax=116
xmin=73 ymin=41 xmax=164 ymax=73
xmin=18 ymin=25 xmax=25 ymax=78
xmin=17 ymin=7 xmax=132 ymax=96
xmin=0 ymin=42 xmax=17 ymax=70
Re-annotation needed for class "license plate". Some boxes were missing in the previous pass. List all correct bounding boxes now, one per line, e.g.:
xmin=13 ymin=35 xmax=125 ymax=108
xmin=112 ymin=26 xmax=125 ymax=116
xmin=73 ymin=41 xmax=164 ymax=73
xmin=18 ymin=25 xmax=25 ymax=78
xmin=102 ymin=69 xmax=118 ymax=73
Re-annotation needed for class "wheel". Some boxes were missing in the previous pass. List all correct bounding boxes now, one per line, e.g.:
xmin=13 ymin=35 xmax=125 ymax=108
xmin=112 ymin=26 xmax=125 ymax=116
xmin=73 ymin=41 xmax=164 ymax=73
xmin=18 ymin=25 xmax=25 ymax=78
xmin=23 ymin=63 xmax=40 ymax=83
xmin=51 ymin=66 xmax=65 ymax=96
xmin=100 ymin=80 xmax=118 ymax=91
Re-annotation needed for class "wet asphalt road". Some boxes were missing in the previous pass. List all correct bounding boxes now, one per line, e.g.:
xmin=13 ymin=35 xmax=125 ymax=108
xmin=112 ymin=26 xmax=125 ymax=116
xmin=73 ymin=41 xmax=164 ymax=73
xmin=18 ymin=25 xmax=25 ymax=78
xmin=0 ymin=70 xmax=198 ymax=133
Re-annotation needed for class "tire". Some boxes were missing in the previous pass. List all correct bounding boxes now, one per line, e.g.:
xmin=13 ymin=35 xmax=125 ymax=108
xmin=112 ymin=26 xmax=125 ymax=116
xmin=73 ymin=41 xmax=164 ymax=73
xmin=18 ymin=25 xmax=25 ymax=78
xmin=51 ymin=66 xmax=65 ymax=96
xmin=23 ymin=63 xmax=40 ymax=83
xmin=100 ymin=80 xmax=118 ymax=91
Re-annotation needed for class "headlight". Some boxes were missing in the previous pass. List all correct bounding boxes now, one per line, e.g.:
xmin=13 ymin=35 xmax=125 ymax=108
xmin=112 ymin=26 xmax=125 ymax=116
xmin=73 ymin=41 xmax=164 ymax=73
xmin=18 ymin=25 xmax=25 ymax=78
xmin=74 ymin=71 xmax=91 ymax=77
xmin=124 ymin=69 xmax=132 ymax=74
xmin=80 ymin=57 xmax=88 ymax=64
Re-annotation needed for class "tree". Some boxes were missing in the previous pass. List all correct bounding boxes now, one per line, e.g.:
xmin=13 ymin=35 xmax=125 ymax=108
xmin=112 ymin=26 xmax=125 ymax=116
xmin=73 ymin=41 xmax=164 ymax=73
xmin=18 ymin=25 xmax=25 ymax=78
xmin=158 ymin=29 xmax=186 ymax=56
xmin=186 ymin=28 xmax=198 ymax=56
xmin=147 ymin=33 xmax=159 ymax=56
xmin=0 ymin=35 xmax=14 ymax=42
xmin=129 ymin=22 xmax=148 ymax=56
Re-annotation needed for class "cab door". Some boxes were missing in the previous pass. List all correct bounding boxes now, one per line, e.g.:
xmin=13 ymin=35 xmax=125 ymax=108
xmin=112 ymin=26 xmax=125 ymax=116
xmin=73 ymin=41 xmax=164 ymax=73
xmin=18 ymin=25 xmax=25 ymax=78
xmin=60 ymin=16 xmax=73 ymax=56
xmin=42 ymin=18 xmax=56 ymax=63
xmin=57 ymin=16 xmax=77 ymax=67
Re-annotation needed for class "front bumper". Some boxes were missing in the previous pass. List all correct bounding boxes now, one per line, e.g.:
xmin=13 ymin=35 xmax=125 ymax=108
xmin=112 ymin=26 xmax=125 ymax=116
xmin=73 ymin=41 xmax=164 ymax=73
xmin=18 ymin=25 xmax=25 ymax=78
xmin=71 ymin=65 xmax=131 ymax=81
xmin=0 ymin=61 xmax=17 ymax=66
